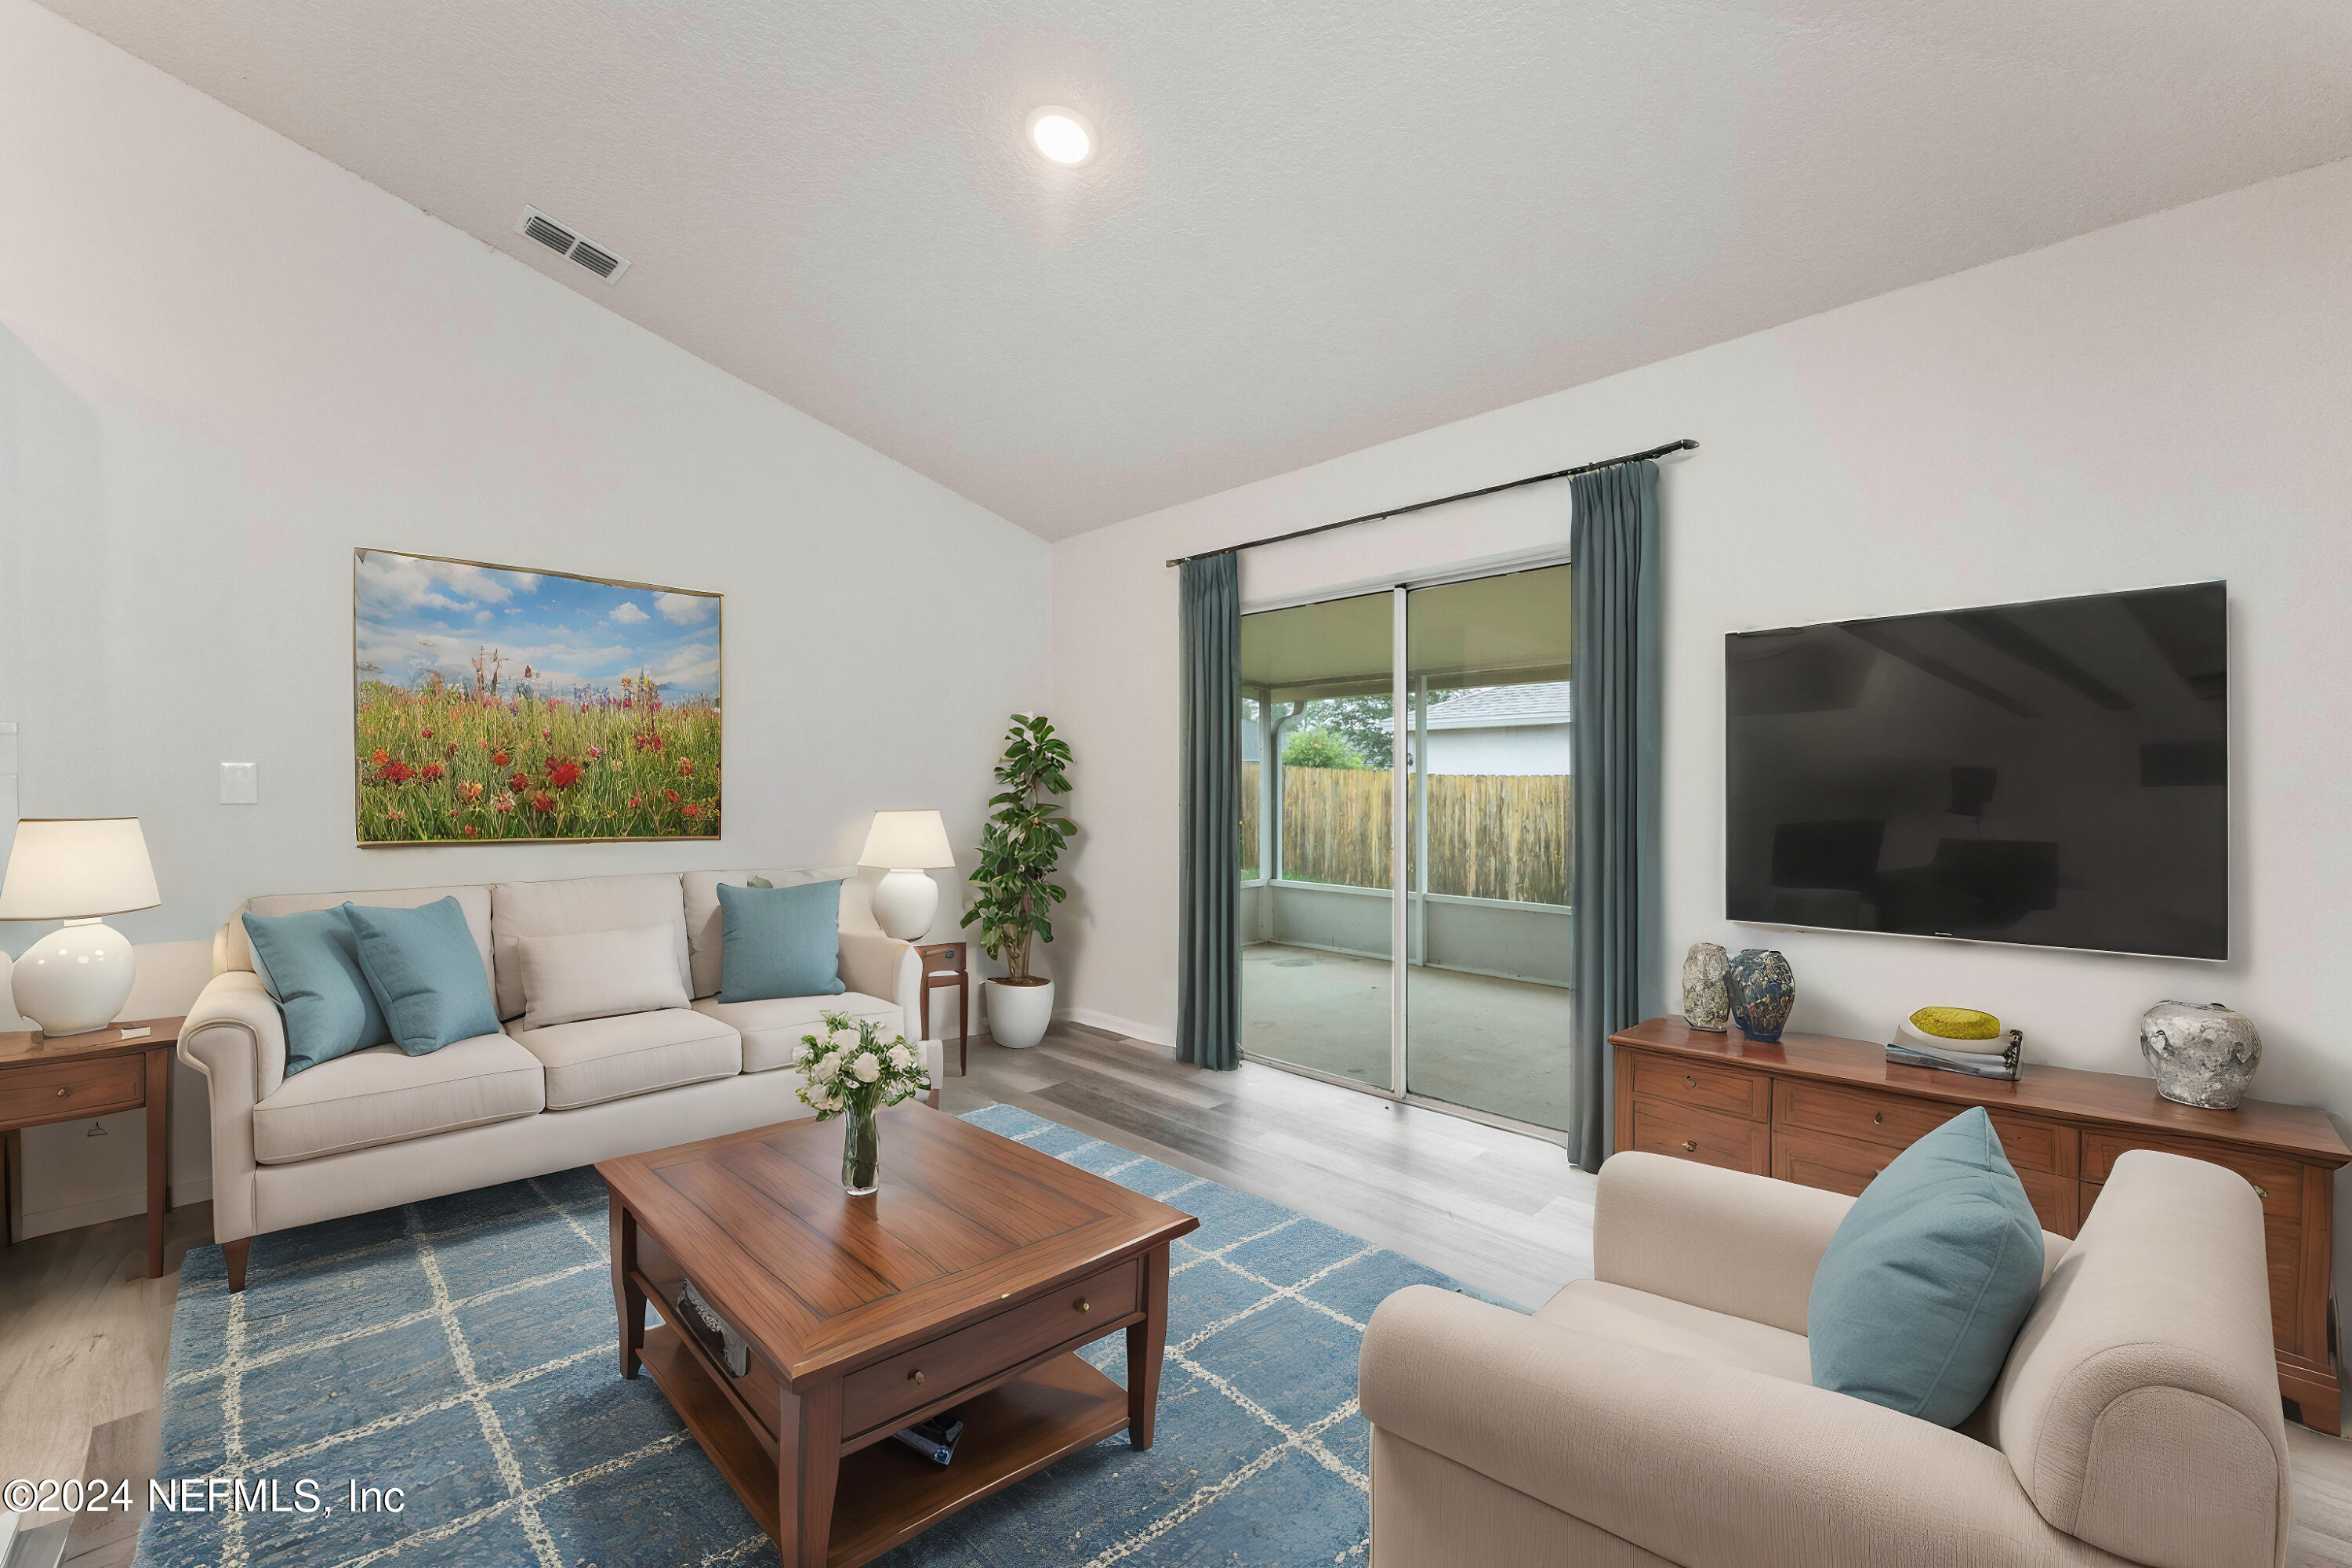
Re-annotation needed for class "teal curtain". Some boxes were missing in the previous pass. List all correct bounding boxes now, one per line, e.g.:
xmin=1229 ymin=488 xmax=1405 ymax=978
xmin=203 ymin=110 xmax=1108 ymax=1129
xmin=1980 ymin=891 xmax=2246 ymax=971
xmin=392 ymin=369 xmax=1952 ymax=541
xmin=1178 ymin=553 xmax=1241 ymax=1069
xmin=1568 ymin=461 xmax=1661 ymax=1170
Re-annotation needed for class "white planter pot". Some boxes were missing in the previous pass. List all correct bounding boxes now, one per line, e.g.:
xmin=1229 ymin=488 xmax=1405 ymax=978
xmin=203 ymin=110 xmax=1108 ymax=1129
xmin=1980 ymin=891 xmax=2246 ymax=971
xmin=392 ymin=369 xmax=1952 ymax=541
xmin=985 ymin=978 xmax=1054 ymax=1049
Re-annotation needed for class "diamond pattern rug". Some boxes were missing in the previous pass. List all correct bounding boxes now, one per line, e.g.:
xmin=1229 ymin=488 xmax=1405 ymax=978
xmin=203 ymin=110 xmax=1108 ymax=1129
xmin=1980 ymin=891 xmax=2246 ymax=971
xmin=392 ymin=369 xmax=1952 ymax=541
xmin=138 ymin=1105 xmax=1472 ymax=1566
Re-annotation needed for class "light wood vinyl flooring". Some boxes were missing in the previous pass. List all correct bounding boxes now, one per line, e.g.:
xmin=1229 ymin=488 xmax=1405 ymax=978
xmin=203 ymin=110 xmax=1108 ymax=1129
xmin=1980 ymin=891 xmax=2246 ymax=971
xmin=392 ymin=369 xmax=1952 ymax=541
xmin=4 ymin=1020 xmax=2350 ymax=1563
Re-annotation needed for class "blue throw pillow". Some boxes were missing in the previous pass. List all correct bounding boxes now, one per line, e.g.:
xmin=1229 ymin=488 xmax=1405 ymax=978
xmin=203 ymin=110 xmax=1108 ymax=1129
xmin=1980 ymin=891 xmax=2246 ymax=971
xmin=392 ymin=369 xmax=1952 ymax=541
xmin=241 ymin=908 xmax=390 ymax=1076
xmin=1808 ymin=1106 xmax=2045 ymax=1426
xmin=343 ymin=898 xmax=501 ymax=1055
xmin=716 ymin=880 xmax=847 ymax=1004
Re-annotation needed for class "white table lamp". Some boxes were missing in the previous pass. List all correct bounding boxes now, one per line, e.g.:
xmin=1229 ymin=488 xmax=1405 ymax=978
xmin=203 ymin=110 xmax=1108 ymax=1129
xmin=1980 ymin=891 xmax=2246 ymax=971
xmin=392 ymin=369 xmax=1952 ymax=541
xmin=2 ymin=817 xmax=160 ymax=1037
xmin=858 ymin=810 xmax=956 ymax=941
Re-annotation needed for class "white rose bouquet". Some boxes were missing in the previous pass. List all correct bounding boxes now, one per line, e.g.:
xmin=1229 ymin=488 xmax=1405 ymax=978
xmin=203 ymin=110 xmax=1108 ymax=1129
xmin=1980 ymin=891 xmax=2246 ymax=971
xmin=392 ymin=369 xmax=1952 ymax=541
xmin=793 ymin=1010 xmax=930 ymax=1193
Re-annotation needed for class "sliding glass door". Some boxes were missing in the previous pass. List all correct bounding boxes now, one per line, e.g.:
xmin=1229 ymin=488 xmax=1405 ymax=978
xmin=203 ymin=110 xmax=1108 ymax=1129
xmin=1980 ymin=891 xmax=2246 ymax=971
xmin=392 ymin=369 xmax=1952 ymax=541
xmin=1402 ymin=566 xmax=1574 ymax=1130
xmin=1238 ymin=590 xmax=1397 ymax=1092
xmin=1237 ymin=563 xmax=1573 ymax=1136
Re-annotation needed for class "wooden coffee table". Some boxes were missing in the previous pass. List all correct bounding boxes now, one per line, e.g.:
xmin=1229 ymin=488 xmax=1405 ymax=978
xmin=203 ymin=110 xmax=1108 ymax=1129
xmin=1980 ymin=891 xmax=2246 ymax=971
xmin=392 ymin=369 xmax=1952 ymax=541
xmin=598 ymin=1103 xmax=1198 ymax=1568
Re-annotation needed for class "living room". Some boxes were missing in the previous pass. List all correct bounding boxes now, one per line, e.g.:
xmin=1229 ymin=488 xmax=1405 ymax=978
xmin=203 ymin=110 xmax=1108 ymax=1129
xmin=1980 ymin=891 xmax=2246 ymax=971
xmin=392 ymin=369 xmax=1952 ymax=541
xmin=3 ymin=2 xmax=2349 ymax=1566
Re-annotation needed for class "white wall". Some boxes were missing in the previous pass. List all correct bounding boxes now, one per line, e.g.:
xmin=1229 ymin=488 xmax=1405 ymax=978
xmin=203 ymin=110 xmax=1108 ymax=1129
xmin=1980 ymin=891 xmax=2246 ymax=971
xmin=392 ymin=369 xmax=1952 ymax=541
xmin=1422 ymin=722 xmax=1570 ymax=776
xmin=1051 ymin=154 xmax=2352 ymax=1284
xmin=0 ymin=0 xmax=1049 ymax=1235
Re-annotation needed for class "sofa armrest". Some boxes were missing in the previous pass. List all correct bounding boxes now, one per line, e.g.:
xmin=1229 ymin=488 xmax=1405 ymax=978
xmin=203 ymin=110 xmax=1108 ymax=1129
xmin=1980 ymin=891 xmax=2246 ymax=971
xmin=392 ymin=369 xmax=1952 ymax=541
xmin=838 ymin=929 xmax=921 ymax=1038
xmin=1361 ymin=1286 xmax=2095 ymax=1568
xmin=177 ymin=970 xmax=284 ymax=1243
xmin=1592 ymin=1151 xmax=1855 ymax=1335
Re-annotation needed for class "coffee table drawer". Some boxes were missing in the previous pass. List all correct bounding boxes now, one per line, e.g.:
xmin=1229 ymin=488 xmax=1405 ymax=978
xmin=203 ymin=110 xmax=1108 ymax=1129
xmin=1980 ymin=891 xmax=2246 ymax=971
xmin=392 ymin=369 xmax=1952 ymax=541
xmin=842 ymin=1257 xmax=1139 ymax=1437
xmin=0 ymin=1054 xmax=143 ymax=1125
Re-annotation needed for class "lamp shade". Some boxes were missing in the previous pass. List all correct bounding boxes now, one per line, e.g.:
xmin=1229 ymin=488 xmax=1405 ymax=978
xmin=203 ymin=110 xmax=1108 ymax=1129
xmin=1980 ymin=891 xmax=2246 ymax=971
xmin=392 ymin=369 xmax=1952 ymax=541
xmin=858 ymin=809 xmax=955 ymax=869
xmin=0 ymin=818 xmax=161 ymax=920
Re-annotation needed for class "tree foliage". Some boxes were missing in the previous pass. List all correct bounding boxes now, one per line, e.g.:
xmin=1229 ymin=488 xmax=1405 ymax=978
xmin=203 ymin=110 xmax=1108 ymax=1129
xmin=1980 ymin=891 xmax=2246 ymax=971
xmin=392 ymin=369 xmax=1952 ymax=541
xmin=1280 ymin=728 xmax=1367 ymax=769
xmin=1280 ymin=692 xmax=1457 ymax=771
xmin=960 ymin=713 xmax=1075 ymax=981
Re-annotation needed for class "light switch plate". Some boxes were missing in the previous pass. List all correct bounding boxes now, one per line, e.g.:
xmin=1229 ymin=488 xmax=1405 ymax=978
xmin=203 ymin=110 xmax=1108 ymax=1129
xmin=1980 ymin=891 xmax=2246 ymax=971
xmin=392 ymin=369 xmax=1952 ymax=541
xmin=220 ymin=761 xmax=259 ymax=804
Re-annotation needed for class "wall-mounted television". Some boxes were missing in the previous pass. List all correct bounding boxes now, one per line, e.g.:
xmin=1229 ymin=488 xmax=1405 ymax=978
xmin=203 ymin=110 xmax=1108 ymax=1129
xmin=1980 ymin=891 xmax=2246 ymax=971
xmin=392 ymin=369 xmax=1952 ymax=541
xmin=1725 ymin=582 xmax=2227 ymax=960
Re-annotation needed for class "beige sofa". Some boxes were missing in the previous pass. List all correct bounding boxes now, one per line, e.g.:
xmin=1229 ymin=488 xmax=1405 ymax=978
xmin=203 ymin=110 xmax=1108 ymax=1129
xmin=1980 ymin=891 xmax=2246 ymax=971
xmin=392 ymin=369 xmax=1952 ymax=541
xmin=1363 ymin=1148 xmax=2288 ymax=1568
xmin=178 ymin=868 xmax=940 ymax=1290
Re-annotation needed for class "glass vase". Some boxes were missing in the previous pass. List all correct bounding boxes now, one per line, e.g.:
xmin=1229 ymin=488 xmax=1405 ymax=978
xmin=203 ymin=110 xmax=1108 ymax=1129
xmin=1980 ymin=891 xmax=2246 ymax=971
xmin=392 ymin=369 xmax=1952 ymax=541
xmin=841 ymin=1100 xmax=880 ymax=1196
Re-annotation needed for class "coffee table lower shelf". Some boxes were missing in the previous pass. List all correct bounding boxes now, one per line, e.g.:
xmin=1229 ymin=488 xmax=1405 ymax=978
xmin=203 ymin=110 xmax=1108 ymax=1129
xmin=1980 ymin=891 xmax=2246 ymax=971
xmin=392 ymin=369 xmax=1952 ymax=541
xmin=638 ymin=1324 xmax=1131 ymax=1568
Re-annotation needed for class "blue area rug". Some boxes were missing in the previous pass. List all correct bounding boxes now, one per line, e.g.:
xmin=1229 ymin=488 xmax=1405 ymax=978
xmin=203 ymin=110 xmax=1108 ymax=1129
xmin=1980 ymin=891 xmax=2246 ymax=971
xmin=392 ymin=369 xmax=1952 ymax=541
xmin=139 ymin=1105 xmax=1470 ymax=1566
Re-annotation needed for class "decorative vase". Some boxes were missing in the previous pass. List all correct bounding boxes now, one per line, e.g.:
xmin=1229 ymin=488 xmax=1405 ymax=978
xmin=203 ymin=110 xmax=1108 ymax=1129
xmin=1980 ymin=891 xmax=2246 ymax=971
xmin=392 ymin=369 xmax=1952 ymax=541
xmin=841 ymin=1100 xmax=880 ymax=1195
xmin=1726 ymin=949 xmax=1795 ymax=1044
xmin=986 ymin=977 xmax=1055 ymax=1049
xmin=2140 ymin=1001 xmax=2262 ymax=1110
xmin=1680 ymin=942 xmax=1730 ymax=1031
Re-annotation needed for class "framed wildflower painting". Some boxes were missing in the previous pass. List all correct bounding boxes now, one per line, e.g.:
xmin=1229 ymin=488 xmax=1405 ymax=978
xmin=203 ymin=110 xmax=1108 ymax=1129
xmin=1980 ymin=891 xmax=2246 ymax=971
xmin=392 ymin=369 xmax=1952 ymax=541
xmin=354 ymin=549 xmax=720 ymax=844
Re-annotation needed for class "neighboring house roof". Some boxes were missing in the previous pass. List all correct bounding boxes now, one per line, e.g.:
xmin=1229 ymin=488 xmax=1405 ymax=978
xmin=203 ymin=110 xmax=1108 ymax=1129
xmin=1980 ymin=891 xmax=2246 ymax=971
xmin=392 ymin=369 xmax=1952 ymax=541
xmin=1422 ymin=681 xmax=1570 ymax=729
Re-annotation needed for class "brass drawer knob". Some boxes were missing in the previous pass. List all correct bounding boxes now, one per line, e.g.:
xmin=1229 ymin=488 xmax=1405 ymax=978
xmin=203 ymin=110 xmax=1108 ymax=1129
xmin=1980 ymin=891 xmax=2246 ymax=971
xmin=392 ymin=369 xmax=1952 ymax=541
xmin=1075 ymin=1298 xmax=1091 ymax=1313
xmin=1680 ymin=1140 xmax=1697 ymax=1152
xmin=2252 ymin=1185 xmax=2268 ymax=1200
xmin=1871 ymin=1112 xmax=1883 ymax=1126
xmin=1683 ymin=1075 xmax=1696 ymax=1088
xmin=57 ymin=1086 xmax=71 ymax=1098
xmin=909 ymin=1369 xmax=924 ymax=1385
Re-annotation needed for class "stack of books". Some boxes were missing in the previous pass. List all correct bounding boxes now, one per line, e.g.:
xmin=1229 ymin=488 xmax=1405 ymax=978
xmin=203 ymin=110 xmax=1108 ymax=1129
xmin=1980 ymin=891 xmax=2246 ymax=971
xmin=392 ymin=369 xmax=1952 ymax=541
xmin=1886 ymin=1008 xmax=2024 ymax=1081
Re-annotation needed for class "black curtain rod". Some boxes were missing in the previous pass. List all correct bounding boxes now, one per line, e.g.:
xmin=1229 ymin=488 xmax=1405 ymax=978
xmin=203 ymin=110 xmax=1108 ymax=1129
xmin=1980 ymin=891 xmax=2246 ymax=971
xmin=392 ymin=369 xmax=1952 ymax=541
xmin=1163 ymin=438 xmax=1696 ymax=568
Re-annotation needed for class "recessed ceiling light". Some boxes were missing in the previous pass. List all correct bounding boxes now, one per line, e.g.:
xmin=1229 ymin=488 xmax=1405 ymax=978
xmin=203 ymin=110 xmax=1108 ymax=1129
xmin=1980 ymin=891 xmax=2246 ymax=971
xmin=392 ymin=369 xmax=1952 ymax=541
xmin=1028 ymin=107 xmax=1094 ymax=166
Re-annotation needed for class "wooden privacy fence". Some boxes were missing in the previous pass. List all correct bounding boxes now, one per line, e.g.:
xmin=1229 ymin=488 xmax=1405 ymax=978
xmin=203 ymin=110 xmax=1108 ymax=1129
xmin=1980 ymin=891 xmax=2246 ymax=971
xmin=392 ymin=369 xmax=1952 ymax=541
xmin=1240 ymin=762 xmax=1261 ymax=875
xmin=1239 ymin=763 xmax=1572 ymax=906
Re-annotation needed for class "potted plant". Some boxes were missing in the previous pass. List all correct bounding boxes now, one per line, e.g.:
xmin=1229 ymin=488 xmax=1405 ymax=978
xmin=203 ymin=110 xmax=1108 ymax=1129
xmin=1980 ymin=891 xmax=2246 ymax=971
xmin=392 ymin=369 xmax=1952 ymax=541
xmin=963 ymin=713 xmax=1074 ymax=1049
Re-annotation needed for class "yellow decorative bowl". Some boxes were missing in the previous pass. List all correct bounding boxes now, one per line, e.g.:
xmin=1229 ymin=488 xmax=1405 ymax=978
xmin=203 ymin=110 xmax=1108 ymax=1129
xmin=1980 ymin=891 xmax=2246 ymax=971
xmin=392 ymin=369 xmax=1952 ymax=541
xmin=1908 ymin=1006 xmax=2001 ymax=1041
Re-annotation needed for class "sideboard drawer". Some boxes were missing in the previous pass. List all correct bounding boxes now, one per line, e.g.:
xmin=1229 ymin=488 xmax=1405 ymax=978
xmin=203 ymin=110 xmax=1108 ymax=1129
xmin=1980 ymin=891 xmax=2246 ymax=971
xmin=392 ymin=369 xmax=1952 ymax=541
xmin=1629 ymin=1097 xmax=1769 ymax=1175
xmin=1773 ymin=1125 xmax=1887 ymax=1197
xmin=0 ymin=1054 xmax=144 ymax=1126
xmin=1627 ymin=1051 xmax=1768 ymax=1122
xmin=841 ymin=1258 xmax=1138 ymax=1438
xmin=1986 ymin=1112 xmax=2078 ymax=1180
xmin=2081 ymin=1131 xmax=2301 ymax=1221
xmin=1777 ymin=1126 xmax=2078 ymax=1236
xmin=1775 ymin=1080 xmax=2068 ymax=1176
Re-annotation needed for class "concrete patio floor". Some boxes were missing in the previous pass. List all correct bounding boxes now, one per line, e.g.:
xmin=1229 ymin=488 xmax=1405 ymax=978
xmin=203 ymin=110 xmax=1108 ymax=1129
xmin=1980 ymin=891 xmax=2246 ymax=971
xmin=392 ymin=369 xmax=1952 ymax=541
xmin=1240 ymin=942 xmax=1573 ymax=1131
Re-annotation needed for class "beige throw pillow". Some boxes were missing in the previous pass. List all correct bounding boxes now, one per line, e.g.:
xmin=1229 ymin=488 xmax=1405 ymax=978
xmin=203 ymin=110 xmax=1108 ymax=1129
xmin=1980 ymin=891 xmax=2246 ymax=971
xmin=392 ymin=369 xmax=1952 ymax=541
xmin=516 ymin=924 xmax=691 ymax=1031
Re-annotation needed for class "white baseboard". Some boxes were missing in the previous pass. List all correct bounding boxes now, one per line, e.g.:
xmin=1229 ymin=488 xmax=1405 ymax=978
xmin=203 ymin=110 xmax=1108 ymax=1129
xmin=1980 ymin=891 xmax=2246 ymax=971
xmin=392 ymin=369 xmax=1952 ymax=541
xmin=18 ymin=1178 xmax=212 ymax=1242
xmin=1058 ymin=1007 xmax=1175 ymax=1049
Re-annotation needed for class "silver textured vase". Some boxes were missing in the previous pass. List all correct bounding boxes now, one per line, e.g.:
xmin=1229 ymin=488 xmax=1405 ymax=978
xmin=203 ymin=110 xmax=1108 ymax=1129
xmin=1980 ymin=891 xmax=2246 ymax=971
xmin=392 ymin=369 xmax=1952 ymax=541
xmin=1681 ymin=942 xmax=1730 ymax=1031
xmin=2139 ymin=1001 xmax=2262 ymax=1110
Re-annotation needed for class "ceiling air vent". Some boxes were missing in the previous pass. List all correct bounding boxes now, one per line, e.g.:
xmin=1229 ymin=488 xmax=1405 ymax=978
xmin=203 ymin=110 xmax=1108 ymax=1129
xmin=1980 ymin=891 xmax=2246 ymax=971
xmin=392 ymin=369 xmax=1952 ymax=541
xmin=513 ymin=207 xmax=630 ymax=284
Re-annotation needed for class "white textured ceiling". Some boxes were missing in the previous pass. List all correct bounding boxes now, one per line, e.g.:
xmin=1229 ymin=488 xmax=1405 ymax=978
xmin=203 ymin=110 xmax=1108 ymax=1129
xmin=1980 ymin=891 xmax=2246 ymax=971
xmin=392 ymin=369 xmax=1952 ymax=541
xmin=42 ymin=1 xmax=2352 ymax=539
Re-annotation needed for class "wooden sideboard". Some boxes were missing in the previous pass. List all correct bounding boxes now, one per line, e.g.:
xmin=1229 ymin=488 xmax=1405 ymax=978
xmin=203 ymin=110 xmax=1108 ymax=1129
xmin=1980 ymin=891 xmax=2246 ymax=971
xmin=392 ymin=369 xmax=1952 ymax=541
xmin=1611 ymin=1015 xmax=2352 ymax=1433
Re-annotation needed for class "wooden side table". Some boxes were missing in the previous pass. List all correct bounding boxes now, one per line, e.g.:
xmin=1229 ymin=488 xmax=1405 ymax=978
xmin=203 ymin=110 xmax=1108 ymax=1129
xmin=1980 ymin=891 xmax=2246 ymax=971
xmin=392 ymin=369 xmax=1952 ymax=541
xmin=0 ymin=1018 xmax=183 ymax=1278
xmin=915 ymin=942 xmax=969 ymax=1076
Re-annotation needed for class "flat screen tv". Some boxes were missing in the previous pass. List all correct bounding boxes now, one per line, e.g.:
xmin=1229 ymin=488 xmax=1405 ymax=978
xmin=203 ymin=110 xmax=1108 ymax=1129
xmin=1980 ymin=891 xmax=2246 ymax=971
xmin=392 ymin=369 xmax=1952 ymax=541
xmin=1725 ymin=582 xmax=2227 ymax=960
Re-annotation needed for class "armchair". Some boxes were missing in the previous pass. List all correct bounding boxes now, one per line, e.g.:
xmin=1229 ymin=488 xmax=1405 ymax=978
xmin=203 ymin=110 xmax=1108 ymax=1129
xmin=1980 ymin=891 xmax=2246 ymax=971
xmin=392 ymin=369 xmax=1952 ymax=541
xmin=1361 ymin=1149 xmax=2288 ymax=1568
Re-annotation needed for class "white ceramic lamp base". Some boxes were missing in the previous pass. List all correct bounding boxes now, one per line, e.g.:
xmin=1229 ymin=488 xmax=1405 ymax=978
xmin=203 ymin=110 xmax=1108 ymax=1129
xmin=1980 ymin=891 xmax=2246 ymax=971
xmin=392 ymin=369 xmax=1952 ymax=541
xmin=11 ymin=918 xmax=138 ymax=1037
xmin=869 ymin=868 xmax=940 ymax=942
